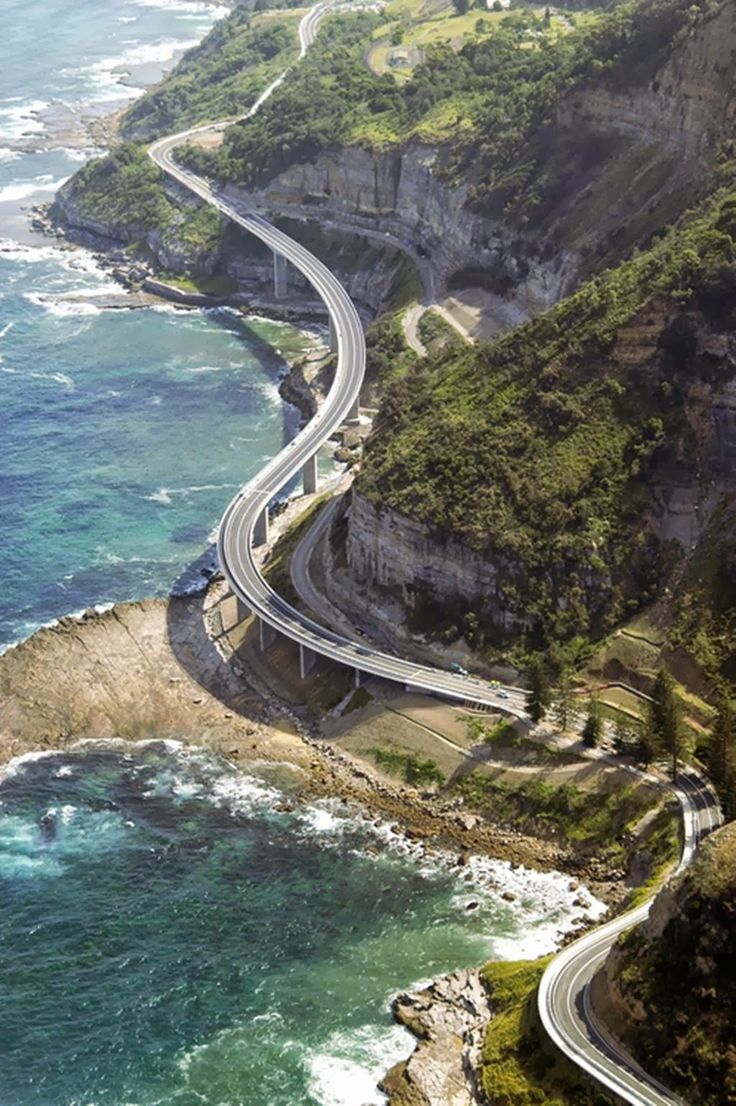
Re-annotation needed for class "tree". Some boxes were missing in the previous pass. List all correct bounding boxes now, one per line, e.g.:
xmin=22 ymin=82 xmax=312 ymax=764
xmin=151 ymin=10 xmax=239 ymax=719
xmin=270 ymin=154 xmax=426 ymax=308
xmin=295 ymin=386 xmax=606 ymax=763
xmin=543 ymin=6 xmax=551 ymax=27
xmin=526 ymin=656 xmax=552 ymax=723
xmin=709 ymin=692 xmax=734 ymax=789
xmin=649 ymin=667 xmax=682 ymax=781
xmin=582 ymin=698 xmax=604 ymax=747
xmin=709 ymin=692 xmax=735 ymax=819
xmin=452 ymin=0 xmax=470 ymax=14
xmin=550 ymin=669 xmax=578 ymax=732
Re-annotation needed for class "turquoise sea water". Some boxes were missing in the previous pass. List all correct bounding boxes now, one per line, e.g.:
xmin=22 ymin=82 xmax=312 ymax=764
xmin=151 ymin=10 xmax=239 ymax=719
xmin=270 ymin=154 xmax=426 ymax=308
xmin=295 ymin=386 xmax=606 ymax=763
xmin=0 ymin=0 xmax=327 ymax=650
xmin=0 ymin=743 xmax=600 ymax=1106
xmin=0 ymin=247 xmax=316 ymax=648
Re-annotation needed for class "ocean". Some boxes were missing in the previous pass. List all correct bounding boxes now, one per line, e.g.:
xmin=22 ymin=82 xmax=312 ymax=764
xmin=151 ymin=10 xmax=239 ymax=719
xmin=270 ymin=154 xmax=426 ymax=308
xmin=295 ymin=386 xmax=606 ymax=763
xmin=0 ymin=0 xmax=323 ymax=652
xmin=0 ymin=4 xmax=597 ymax=1105
xmin=0 ymin=742 xmax=602 ymax=1106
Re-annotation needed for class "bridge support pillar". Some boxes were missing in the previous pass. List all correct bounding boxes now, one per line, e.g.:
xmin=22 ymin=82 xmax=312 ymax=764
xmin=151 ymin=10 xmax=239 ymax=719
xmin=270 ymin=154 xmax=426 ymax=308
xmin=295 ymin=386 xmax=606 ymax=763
xmin=354 ymin=668 xmax=362 ymax=688
xmin=273 ymin=251 xmax=287 ymax=299
xmin=235 ymin=595 xmax=250 ymax=623
xmin=328 ymin=317 xmax=338 ymax=352
xmin=303 ymin=453 xmax=318 ymax=495
xmin=299 ymin=643 xmax=317 ymax=680
xmin=259 ymin=617 xmax=278 ymax=652
xmin=346 ymin=395 xmax=360 ymax=425
xmin=253 ymin=506 xmax=269 ymax=547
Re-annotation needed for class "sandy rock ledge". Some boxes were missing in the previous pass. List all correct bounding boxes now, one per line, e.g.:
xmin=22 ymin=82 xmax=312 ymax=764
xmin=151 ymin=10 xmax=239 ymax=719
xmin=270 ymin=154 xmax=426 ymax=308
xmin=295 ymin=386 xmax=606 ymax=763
xmin=381 ymin=969 xmax=492 ymax=1106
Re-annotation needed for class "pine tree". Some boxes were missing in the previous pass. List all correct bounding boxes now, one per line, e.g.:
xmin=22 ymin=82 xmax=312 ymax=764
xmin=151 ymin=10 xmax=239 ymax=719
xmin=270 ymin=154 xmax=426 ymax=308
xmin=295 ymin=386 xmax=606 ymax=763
xmin=526 ymin=656 xmax=552 ymax=724
xmin=649 ymin=667 xmax=681 ymax=780
xmin=582 ymin=698 xmax=603 ymax=747
xmin=709 ymin=692 xmax=734 ymax=790
xmin=550 ymin=669 xmax=578 ymax=732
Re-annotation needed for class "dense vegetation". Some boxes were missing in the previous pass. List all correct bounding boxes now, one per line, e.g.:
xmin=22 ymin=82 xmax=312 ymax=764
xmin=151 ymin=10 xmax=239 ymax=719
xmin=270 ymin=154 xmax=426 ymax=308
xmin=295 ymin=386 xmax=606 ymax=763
xmin=56 ymin=3 xmax=303 ymax=258
xmin=453 ymin=771 xmax=665 ymax=856
xmin=611 ymin=821 xmax=736 ymax=1104
xmin=358 ymin=187 xmax=736 ymax=646
xmin=181 ymin=0 xmax=722 ymax=216
xmin=122 ymin=9 xmax=300 ymax=139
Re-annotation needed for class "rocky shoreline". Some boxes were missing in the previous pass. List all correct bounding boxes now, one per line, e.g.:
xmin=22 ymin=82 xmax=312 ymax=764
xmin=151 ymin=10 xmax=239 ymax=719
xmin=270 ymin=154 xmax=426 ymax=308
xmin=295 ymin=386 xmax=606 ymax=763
xmin=0 ymin=558 xmax=618 ymax=1106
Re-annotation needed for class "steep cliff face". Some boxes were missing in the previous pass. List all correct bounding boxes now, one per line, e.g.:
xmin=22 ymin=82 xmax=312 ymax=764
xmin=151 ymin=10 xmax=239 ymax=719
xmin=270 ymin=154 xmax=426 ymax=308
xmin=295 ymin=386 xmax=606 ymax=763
xmin=524 ymin=0 xmax=736 ymax=266
xmin=231 ymin=0 xmax=736 ymax=320
xmin=341 ymin=265 xmax=736 ymax=653
xmin=53 ymin=178 xmax=411 ymax=317
xmin=239 ymin=143 xmax=576 ymax=320
xmin=603 ymin=822 xmax=736 ymax=1105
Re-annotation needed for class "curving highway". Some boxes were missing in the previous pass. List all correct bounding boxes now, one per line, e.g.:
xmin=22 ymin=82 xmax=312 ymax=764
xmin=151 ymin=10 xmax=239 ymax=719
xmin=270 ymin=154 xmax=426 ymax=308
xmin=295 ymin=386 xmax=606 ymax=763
xmin=149 ymin=3 xmax=527 ymax=717
xmin=538 ymin=769 xmax=722 ymax=1106
xmin=149 ymin=7 xmax=722 ymax=1105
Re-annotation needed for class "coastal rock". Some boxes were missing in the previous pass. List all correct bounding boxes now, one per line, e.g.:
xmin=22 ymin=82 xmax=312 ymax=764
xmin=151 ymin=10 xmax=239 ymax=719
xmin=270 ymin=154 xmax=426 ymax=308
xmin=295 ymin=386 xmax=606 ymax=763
xmin=381 ymin=969 xmax=492 ymax=1106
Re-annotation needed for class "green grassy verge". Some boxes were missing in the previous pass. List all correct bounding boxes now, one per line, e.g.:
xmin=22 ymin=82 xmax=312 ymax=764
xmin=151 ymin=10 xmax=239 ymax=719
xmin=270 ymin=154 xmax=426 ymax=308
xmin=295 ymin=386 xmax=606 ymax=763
xmin=479 ymin=959 xmax=614 ymax=1106
xmin=368 ymin=745 xmax=445 ymax=786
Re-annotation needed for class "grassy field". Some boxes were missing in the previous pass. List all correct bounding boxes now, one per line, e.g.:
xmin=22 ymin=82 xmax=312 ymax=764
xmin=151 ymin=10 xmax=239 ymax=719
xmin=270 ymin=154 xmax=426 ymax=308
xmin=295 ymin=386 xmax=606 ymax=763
xmin=366 ymin=0 xmax=598 ymax=80
xmin=478 ymin=959 xmax=614 ymax=1106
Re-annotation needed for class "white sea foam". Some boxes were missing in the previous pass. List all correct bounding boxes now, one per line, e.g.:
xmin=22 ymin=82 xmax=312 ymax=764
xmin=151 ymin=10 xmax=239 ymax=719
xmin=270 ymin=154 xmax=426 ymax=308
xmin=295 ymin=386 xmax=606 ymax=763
xmin=28 ymin=370 xmax=75 ymax=389
xmin=0 ymin=98 xmax=49 ymax=142
xmin=306 ymin=1024 xmax=412 ymax=1106
xmin=209 ymin=771 xmax=282 ymax=816
xmin=145 ymin=488 xmax=173 ymax=505
xmin=0 ymin=147 xmax=20 ymax=163
xmin=0 ymin=237 xmax=71 ymax=264
xmin=24 ymin=292 xmax=101 ymax=318
xmin=0 ymin=174 xmax=69 ymax=203
xmin=144 ymin=482 xmax=238 ymax=506
xmin=134 ymin=0 xmax=228 ymax=15
xmin=0 ymin=321 xmax=14 ymax=339
xmin=73 ymin=36 xmax=200 ymax=105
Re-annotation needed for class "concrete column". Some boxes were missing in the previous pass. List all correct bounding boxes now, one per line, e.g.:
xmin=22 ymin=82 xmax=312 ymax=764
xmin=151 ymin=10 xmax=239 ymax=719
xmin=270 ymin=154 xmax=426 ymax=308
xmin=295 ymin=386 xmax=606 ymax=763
xmin=328 ymin=316 xmax=338 ymax=352
xmin=235 ymin=594 xmax=250 ymax=623
xmin=273 ymin=251 xmax=287 ymax=299
xmin=253 ymin=506 xmax=269 ymax=547
xmin=354 ymin=668 xmax=362 ymax=688
xmin=346 ymin=395 xmax=360 ymax=425
xmin=259 ymin=617 xmax=277 ymax=652
xmin=303 ymin=453 xmax=318 ymax=496
xmin=299 ymin=643 xmax=317 ymax=680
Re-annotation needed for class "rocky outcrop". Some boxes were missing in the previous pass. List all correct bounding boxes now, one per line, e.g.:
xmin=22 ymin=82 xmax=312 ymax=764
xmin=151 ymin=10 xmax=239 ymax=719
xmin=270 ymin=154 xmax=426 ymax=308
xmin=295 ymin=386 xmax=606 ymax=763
xmin=381 ymin=970 xmax=492 ymax=1106
xmin=53 ymin=175 xmax=415 ymax=319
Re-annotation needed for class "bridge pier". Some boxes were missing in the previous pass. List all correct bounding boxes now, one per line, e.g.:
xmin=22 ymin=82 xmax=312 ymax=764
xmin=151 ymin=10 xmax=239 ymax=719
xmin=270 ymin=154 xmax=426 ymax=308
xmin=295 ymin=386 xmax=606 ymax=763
xmin=346 ymin=395 xmax=360 ymax=425
xmin=253 ymin=506 xmax=269 ymax=546
xmin=328 ymin=317 xmax=338 ymax=352
xmin=273 ymin=250 xmax=287 ymax=299
xmin=235 ymin=594 xmax=251 ymax=623
xmin=299 ymin=643 xmax=317 ymax=680
xmin=303 ymin=453 xmax=318 ymax=495
xmin=354 ymin=668 xmax=362 ymax=688
xmin=259 ymin=617 xmax=278 ymax=652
